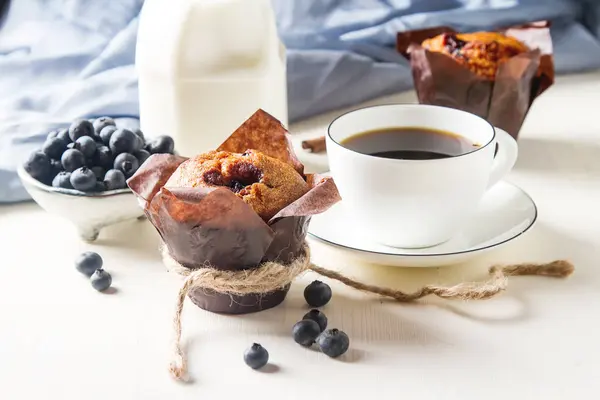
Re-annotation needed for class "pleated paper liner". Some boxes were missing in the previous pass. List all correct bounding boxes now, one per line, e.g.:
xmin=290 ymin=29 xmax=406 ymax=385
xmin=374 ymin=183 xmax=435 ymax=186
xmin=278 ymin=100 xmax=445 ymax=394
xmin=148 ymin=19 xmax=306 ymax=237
xmin=127 ymin=110 xmax=341 ymax=314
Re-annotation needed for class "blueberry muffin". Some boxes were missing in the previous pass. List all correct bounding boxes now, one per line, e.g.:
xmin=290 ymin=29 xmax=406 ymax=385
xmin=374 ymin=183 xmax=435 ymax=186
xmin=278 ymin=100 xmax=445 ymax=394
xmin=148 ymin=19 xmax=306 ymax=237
xmin=422 ymin=32 xmax=529 ymax=80
xmin=165 ymin=150 xmax=309 ymax=221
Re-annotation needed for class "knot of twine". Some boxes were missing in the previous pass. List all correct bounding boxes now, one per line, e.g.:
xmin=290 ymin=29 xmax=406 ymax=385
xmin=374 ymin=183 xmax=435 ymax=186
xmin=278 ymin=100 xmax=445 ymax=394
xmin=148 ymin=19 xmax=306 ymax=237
xmin=162 ymin=243 xmax=574 ymax=382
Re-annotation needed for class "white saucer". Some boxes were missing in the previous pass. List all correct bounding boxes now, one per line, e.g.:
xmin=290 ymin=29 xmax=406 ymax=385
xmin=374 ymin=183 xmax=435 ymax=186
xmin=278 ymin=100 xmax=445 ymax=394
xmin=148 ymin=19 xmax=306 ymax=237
xmin=308 ymin=180 xmax=537 ymax=267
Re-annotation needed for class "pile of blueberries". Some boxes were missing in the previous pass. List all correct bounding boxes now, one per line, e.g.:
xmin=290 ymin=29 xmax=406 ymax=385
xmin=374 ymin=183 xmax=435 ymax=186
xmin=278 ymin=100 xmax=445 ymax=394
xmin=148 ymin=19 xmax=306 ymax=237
xmin=293 ymin=281 xmax=350 ymax=357
xmin=23 ymin=117 xmax=175 ymax=192
xmin=244 ymin=280 xmax=350 ymax=370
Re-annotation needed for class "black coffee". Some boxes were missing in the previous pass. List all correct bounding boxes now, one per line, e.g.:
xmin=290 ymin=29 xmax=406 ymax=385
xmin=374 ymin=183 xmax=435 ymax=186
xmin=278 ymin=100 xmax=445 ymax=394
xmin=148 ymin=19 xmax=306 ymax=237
xmin=340 ymin=126 xmax=479 ymax=160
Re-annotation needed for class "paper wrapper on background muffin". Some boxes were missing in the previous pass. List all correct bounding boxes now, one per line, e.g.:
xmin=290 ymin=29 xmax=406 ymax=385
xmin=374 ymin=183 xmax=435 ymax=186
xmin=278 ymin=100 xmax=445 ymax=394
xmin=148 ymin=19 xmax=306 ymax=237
xmin=127 ymin=110 xmax=341 ymax=314
xmin=396 ymin=21 xmax=554 ymax=139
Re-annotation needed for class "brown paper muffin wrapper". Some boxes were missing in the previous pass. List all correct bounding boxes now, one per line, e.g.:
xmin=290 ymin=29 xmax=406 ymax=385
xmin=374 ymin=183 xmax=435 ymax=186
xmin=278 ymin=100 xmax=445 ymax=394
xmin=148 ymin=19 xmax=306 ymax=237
xmin=127 ymin=110 xmax=341 ymax=314
xmin=396 ymin=21 xmax=555 ymax=139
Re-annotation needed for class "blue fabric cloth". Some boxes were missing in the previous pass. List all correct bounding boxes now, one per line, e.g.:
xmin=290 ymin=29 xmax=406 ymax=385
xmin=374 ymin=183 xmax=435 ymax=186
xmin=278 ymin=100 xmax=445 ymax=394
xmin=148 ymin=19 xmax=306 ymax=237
xmin=1 ymin=0 xmax=600 ymax=203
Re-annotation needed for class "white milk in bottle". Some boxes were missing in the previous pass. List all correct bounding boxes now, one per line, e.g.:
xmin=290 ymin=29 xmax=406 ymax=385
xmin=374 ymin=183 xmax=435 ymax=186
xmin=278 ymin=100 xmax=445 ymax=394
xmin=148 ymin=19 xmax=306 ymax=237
xmin=135 ymin=0 xmax=288 ymax=156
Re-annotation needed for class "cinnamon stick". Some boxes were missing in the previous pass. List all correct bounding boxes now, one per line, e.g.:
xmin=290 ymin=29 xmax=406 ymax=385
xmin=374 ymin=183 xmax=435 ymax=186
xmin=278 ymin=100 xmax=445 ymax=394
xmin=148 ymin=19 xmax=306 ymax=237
xmin=301 ymin=136 xmax=326 ymax=153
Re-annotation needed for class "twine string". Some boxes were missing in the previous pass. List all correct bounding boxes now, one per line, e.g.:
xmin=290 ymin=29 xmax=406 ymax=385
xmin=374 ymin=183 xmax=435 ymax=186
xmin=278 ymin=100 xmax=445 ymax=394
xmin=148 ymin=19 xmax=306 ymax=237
xmin=162 ymin=244 xmax=574 ymax=382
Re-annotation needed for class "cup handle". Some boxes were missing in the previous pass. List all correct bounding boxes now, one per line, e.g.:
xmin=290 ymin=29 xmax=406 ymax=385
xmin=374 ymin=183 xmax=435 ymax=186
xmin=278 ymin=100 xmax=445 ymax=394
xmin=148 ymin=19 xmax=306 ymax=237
xmin=487 ymin=128 xmax=518 ymax=189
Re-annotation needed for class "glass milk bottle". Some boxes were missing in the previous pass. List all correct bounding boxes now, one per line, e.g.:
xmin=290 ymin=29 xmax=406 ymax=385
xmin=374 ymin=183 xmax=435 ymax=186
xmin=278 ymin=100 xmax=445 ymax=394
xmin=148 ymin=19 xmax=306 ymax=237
xmin=135 ymin=0 xmax=288 ymax=157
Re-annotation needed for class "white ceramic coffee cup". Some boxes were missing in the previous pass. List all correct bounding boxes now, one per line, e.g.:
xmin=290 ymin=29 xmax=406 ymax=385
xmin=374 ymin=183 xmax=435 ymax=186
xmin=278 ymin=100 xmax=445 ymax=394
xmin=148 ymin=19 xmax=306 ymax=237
xmin=326 ymin=104 xmax=518 ymax=249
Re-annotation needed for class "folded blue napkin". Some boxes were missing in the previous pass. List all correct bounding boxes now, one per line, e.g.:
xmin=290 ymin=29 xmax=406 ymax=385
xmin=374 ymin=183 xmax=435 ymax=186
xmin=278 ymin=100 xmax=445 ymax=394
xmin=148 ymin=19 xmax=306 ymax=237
xmin=1 ymin=0 xmax=600 ymax=203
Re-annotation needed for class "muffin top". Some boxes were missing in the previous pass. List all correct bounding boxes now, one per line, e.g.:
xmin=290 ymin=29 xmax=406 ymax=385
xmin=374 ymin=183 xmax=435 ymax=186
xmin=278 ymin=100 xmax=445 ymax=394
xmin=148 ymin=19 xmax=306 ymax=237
xmin=422 ymin=32 xmax=529 ymax=80
xmin=165 ymin=150 xmax=309 ymax=221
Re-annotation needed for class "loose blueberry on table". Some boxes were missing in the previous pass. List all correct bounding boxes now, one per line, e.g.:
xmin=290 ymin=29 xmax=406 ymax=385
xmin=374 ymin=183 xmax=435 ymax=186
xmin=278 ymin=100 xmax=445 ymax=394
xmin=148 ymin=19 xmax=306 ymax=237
xmin=292 ymin=319 xmax=321 ymax=347
xmin=304 ymin=280 xmax=332 ymax=307
xmin=316 ymin=329 xmax=350 ymax=358
xmin=303 ymin=309 xmax=328 ymax=332
xmin=90 ymin=268 xmax=112 ymax=292
xmin=75 ymin=251 xmax=103 ymax=277
xmin=22 ymin=116 xmax=176 ymax=193
xmin=243 ymin=343 xmax=269 ymax=370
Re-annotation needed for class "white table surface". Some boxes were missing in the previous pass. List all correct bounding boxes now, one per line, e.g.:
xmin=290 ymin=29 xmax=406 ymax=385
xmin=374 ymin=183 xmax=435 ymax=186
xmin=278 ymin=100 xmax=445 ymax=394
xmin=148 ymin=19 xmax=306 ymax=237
xmin=1 ymin=71 xmax=600 ymax=400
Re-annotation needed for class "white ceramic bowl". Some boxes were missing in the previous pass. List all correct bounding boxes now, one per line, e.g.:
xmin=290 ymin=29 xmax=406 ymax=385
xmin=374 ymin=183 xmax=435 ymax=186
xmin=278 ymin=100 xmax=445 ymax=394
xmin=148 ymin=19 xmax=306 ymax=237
xmin=17 ymin=166 xmax=145 ymax=242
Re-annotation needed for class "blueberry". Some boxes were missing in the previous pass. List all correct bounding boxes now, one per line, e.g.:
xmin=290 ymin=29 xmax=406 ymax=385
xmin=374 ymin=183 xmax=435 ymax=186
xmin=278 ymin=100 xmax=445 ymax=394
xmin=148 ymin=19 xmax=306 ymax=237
xmin=91 ymin=166 xmax=105 ymax=181
xmin=24 ymin=151 xmax=51 ymax=182
xmin=92 ymin=117 xmax=115 ymax=134
xmin=52 ymin=171 xmax=73 ymax=189
xmin=316 ymin=329 xmax=349 ymax=358
xmin=109 ymin=129 xmax=138 ymax=155
xmin=92 ymin=181 xmax=106 ymax=192
xmin=99 ymin=125 xmax=118 ymax=146
xmin=61 ymin=149 xmax=86 ymax=172
xmin=48 ymin=163 xmax=61 ymax=183
xmin=229 ymin=180 xmax=245 ymax=193
xmin=42 ymin=137 xmax=67 ymax=159
xmin=133 ymin=129 xmax=145 ymax=141
xmin=68 ymin=119 xmax=94 ymax=142
xmin=304 ymin=280 xmax=332 ymax=307
xmin=303 ymin=309 xmax=328 ymax=332
xmin=243 ymin=343 xmax=269 ymax=369
xmin=50 ymin=159 xmax=63 ymax=176
xmin=146 ymin=135 xmax=174 ymax=154
xmin=90 ymin=268 xmax=112 ymax=292
xmin=113 ymin=152 xmax=139 ymax=177
xmin=92 ymin=146 xmax=113 ymax=169
xmin=292 ymin=319 xmax=321 ymax=347
xmin=47 ymin=130 xmax=59 ymax=140
xmin=70 ymin=166 xmax=97 ymax=191
xmin=103 ymin=169 xmax=126 ymax=190
xmin=74 ymin=136 xmax=97 ymax=158
xmin=134 ymin=135 xmax=145 ymax=151
xmin=56 ymin=128 xmax=71 ymax=144
xmin=75 ymin=251 xmax=103 ymax=277
xmin=48 ymin=164 xmax=62 ymax=184
xmin=134 ymin=149 xmax=150 ymax=166
xmin=66 ymin=142 xmax=75 ymax=150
